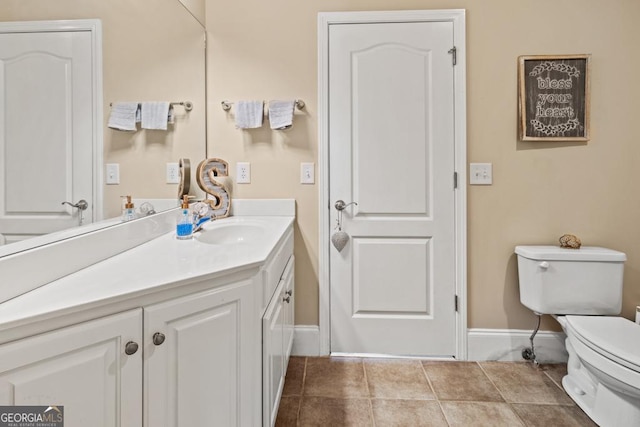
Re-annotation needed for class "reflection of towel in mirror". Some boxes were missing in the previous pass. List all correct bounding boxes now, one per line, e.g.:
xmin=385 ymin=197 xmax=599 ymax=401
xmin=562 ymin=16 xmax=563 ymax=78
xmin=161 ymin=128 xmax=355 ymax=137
xmin=141 ymin=102 xmax=171 ymax=130
xmin=235 ymin=101 xmax=264 ymax=129
xmin=268 ymin=100 xmax=295 ymax=130
xmin=108 ymin=102 xmax=139 ymax=131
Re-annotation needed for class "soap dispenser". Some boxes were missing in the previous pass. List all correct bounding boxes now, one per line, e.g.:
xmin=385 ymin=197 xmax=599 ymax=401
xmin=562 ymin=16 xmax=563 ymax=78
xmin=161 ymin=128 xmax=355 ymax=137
xmin=176 ymin=195 xmax=194 ymax=240
xmin=122 ymin=195 xmax=137 ymax=222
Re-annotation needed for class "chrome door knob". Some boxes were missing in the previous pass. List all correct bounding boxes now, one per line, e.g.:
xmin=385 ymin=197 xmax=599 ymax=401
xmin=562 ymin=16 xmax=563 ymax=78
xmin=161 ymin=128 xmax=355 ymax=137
xmin=152 ymin=332 xmax=166 ymax=346
xmin=61 ymin=199 xmax=88 ymax=210
xmin=124 ymin=341 xmax=139 ymax=355
xmin=334 ymin=200 xmax=358 ymax=211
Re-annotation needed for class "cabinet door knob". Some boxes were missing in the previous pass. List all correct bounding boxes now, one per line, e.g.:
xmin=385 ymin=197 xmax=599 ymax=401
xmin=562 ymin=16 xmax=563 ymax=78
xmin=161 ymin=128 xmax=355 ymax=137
xmin=285 ymin=290 xmax=293 ymax=296
xmin=283 ymin=296 xmax=291 ymax=303
xmin=153 ymin=332 xmax=166 ymax=346
xmin=125 ymin=341 xmax=139 ymax=355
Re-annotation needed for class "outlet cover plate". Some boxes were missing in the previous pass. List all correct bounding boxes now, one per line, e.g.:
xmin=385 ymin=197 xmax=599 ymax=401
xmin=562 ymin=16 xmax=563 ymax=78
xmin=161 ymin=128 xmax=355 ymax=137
xmin=237 ymin=162 xmax=251 ymax=184
xmin=166 ymin=162 xmax=180 ymax=184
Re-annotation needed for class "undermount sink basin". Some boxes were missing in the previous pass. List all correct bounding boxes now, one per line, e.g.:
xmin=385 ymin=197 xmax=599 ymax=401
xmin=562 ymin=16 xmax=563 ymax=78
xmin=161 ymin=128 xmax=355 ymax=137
xmin=195 ymin=221 xmax=266 ymax=245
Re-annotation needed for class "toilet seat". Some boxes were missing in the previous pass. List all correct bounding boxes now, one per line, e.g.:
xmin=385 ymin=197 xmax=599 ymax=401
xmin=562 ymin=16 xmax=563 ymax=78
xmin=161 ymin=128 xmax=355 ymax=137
xmin=565 ymin=315 xmax=640 ymax=373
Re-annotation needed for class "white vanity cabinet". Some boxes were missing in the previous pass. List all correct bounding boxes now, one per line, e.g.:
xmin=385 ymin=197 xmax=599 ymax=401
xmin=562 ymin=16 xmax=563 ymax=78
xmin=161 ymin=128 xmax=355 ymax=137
xmin=0 ymin=309 xmax=143 ymax=426
xmin=144 ymin=278 xmax=258 ymax=427
xmin=0 ymin=208 xmax=296 ymax=427
xmin=263 ymin=255 xmax=294 ymax=427
xmin=0 ymin=278 xmax=259 ymax=427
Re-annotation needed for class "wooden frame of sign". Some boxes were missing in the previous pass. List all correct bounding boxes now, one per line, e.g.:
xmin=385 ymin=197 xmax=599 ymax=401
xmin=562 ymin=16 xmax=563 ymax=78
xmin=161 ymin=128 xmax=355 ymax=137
xmin=518 ymin=54 xmax=591 ymax=141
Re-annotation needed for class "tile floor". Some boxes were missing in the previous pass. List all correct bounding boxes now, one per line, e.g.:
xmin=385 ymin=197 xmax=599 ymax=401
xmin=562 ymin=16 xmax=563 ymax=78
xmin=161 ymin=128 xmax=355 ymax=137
xmin=275 ymin=357 xmax=597 ymax=426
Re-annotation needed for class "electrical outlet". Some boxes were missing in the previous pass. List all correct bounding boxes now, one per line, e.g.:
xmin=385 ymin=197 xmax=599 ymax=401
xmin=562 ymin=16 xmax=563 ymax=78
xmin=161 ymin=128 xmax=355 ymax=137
xmin=237 ymin=162 xmax=251 ymax=184
xmin=106 ymin=163 xmax=120 ymax=185
xmin=166 ymin=162 xmax=180 ymax=184
xmin=301 ymin=162 xmax=315 ymax=184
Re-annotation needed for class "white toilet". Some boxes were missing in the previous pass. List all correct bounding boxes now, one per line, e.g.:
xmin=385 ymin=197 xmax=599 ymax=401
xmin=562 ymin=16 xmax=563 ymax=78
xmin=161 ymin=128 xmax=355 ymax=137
xmin=515 ymin=245 xmax=640 ymax=427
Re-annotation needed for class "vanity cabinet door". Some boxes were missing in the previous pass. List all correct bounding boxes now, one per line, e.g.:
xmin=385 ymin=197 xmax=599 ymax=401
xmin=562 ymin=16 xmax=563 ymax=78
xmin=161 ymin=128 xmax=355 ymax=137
xmin=144 ymin=279 xmax=258 ymax=427
xmin=282 ymin=256 xmax=295 ymax=369
xmin=263 ymin=255 xmax=295 ymax=427
xmin=0 ymin=309 xmax=143 ymax=427
xmin=262 ymin=279 xmax=286 ymax=427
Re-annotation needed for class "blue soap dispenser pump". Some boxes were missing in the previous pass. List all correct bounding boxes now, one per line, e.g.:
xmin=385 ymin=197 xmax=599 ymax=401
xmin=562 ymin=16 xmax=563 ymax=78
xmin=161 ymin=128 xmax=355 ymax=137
xmin=176 ymin=195 xmax=193 ymax=240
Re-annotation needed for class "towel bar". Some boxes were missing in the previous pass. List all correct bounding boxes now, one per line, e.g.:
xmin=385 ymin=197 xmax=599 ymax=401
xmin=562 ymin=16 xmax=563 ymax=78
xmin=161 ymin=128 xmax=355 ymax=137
xmin=221 ymin=99 xmax=305 ymax=112
xmin=109 ymin=101 xmax=193 ymax=112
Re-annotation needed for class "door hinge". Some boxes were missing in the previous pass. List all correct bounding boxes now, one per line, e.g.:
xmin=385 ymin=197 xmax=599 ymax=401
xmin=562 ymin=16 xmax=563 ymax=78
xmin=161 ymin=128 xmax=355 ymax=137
xmin=455 ymin=295 xmax=459 ymax=312
xmin=448 ymin=46 xmax=457 ymax=66
xmin=454 ymin=172 xmax=458 ymax=189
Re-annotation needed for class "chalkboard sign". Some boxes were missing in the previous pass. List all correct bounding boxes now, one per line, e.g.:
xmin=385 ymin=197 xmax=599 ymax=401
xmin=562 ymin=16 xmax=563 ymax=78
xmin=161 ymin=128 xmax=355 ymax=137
xmin=518 ymin=55 xmax=590 ymax=141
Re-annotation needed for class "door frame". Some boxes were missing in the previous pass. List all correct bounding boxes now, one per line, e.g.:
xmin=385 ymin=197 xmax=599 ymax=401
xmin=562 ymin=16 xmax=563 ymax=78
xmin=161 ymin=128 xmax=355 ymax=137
xmin=0 ymin=19 xmax=103 ymax=222
xmin=317 ymin=9 xmax=467 ymax=358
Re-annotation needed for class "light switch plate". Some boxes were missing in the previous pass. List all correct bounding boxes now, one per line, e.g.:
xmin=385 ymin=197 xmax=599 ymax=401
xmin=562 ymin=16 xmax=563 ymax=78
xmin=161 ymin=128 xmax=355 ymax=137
xmin=469 ymin=163 xmax=493 ymax=185
xmin=301 ymin=162 xmax=315 ymax=184
xmin=106 ymin=163 xmax=120 ymax=185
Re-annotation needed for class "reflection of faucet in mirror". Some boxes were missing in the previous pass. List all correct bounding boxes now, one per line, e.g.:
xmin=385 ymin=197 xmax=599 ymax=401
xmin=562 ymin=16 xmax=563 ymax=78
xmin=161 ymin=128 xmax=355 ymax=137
xmin=0 ymin=0 xmax=206 ymax=255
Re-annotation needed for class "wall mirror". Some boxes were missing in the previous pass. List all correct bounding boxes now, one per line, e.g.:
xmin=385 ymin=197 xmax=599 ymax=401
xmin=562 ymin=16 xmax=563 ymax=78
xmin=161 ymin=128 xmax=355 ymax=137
xmin=0 ymin=0 xmax=206 ymax=257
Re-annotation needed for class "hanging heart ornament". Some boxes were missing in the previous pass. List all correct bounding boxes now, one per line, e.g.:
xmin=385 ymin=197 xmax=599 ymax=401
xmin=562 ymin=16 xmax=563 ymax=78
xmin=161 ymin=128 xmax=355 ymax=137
xmin=331 ymin=230 xmax=350 ymax=252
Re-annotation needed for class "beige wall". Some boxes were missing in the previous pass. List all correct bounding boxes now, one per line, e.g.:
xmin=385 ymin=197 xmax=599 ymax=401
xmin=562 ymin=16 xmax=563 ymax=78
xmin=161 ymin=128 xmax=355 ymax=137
xmin=206 ymin=0 xmax=640 ymax=331
xmin=2 ymin=0 xmax=206 ymax=219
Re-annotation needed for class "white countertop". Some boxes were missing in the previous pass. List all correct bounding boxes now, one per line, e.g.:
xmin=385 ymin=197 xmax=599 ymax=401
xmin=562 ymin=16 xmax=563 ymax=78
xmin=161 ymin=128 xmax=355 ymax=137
xmin=0 ymin=215 xmax=294 ymax=334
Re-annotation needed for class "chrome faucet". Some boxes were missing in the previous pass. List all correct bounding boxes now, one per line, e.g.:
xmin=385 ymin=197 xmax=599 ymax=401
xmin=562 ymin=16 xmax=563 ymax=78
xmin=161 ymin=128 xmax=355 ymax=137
xmin=192 ymin=201 xmax=217 ymax=232
xmin=193 ymin=215 xmax=212 ymax=233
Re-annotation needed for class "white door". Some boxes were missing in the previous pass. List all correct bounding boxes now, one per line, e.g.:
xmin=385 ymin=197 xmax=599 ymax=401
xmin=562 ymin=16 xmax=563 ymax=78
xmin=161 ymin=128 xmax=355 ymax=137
xmin=329 ymin=21 xmax=457 ymax=356
xmin=0 ymin=26 xmax=96 ymax=243
xmin=0 ymin=309 xmax=142 ymax=427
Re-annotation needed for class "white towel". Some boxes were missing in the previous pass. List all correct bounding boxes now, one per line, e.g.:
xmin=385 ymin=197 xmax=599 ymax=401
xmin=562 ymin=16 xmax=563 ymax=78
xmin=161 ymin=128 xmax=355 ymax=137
xmin=235 ymin=100 xmax=264 ymax=129
xmin=268 ymin=100 xmax=295 ymax=130
xmin=108 ymin=102 xmax=139 ymax=131
xmin=141 ymin=102 xmax=171 ymax=130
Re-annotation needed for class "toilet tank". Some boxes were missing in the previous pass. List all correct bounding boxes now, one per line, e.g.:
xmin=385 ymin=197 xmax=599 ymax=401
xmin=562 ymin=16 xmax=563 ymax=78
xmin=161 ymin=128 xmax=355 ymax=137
xmin=515 ymin=246 xmax=626 ymax=315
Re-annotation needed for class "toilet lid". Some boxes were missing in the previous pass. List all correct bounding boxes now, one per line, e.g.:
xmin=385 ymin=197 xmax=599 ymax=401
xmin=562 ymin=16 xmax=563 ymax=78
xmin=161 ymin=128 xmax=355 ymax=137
xmin=566 ymin=316 xmax=640 ymax=373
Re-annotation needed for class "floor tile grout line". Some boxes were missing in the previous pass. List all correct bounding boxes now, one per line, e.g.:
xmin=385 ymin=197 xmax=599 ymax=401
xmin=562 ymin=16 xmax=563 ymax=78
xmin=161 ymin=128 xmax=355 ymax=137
xmin=475 ymin=361 xmax=531 ymax=425
xmin=361 ymin=359 xmax=376 ymax=426
xmin=477 ymin=361 xmax=565 ymax=426
xmin=543 ymin=367 xmax=565 ymax=391
xmin=295 ymin=357 xmax=307 ymax=426
xmin=420 ymin=361 xmax=452 ymax=426
xmin=476 ymin=361 xmax=510 ymax=403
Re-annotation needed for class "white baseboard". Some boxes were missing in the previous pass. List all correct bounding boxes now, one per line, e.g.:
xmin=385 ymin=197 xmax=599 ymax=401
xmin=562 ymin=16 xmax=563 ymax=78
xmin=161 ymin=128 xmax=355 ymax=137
xmin=292 ymin=325 xmax=320 ymax=356
xmin=292 ymin=326 xmax=568 ymax=362
xmin=467 ymin=328 xmax=568 ymax=363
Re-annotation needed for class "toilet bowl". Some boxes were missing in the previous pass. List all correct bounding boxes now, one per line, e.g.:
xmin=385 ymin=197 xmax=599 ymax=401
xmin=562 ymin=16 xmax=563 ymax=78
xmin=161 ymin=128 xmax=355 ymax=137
xmin=557 ymin=315 xmax=640 ymax=426
xmin=515 ymin=245 xmax=639 ymax=427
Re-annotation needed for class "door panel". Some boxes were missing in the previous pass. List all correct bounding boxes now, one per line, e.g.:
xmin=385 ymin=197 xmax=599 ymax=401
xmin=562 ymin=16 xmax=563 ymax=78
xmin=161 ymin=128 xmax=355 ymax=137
xmin=329 ymin=21 xmax=456 ymax=356
xmin=353 ymin=238 xmax=431 ymax=315
xmin=0 ymin=30 xmax=94 ymax=241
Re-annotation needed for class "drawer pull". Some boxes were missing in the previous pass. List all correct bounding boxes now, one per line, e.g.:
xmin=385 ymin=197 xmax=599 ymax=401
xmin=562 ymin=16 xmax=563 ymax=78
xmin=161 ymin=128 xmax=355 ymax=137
xmin=153 ymin=332 xmax=166 ymax=346
xmin=285 ymin=290 xmax=293 ymax=296
xmin=125 ymin=341 xmax=139 ymax=355
xmin=283 ymin=296 xmax=291 ymax=303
